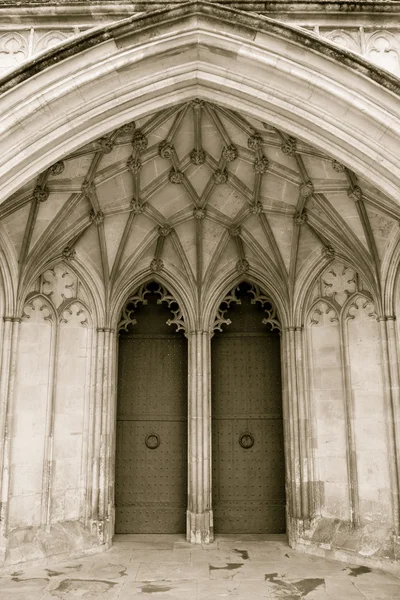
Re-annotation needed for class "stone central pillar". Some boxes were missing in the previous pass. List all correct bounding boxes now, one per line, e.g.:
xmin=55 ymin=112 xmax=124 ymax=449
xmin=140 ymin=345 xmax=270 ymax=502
xmin=187 ymin=329 xmax=214 ymax=543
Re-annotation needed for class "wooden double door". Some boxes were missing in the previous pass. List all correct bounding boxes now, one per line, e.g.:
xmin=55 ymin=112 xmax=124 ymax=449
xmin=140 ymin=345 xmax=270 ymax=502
xmin=115 ymin=282 xmax=286 ymax=534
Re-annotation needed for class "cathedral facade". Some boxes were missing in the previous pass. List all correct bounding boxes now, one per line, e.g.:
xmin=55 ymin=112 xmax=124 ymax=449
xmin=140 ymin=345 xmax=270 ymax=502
xmin=0 ymin=0 xmax=400 ymax=573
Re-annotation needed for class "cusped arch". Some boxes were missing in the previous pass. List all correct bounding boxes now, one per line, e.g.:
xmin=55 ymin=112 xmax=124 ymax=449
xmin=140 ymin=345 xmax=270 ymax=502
xmin=0 ymin=2 xmax=399 ymax=209
xmin=202 ymin=265 xmax=288 ymax=334
xmin=111 ymin=270 xmax=196 ymax=334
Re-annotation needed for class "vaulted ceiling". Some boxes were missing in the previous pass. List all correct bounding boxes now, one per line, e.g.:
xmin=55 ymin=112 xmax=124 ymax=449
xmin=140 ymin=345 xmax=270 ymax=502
xmin=1 ymin=99 xmax=399 ymax=310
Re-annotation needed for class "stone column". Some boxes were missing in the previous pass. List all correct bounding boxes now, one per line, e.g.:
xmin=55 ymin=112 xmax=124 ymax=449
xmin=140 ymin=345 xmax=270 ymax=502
xmin=0 ymin=318 xmax=20 ymax=545
xmin=186 ymin=330 xmax=213 ymax=543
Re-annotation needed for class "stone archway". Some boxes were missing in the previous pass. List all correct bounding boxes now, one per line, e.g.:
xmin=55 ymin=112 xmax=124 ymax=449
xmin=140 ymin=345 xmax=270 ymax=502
xmin=0 ymin=0 xmax=399 ymax=572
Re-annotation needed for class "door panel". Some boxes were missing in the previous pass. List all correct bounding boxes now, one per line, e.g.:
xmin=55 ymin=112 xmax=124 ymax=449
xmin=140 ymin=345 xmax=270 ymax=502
xmin=116 ymin=332 xmax=187 ymax=534
xmin=212 ymin=296 xmax=286 ymax=533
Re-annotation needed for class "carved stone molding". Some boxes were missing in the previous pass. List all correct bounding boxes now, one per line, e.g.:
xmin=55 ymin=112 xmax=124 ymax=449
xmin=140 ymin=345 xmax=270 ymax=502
xmin=281 ymin=137 xmax=297 ymax=155
xmin=132 ymin=131 xmax=148 ymax=152
xmin=49 ymin=161 xmax=65 ymax=176
xmin=236 ymin=258 xmax=250 ymax=273
xmin=90 ymin=210 xmax=104 ymax=225
xmin=294 ymin=210 xmax=307 ymax=225
xmin=222 ymin=144 xmax=238 ymax=162
xmin=190 ymin=148 xmax=206 ymax=165
xmin=247 ymin=133 xmax=263 ymax=150
xmin=150 ymin=258 xmax=163 ymax=272
xmin=130 ymin=198 xmax=145 ymax=213
xmin=97 ymin=136 xmax=114 ymax=154
xmin=253 ymin=156 xmax=269 ymax=174
xmin=119 ymin=121 xmax=136 ymax=135
xmin=32 ymin=185 xmax=49 ymax=203
xmin=62 ymin=246 xmax=76 ymax=261
xmin=127 ymin=156 xmax=142 ymax=174
xmin=250 ymin=202 xmax=263 ymax=215
xmin=213 ymin=169 xmax=228 ymax=185
xmin=81 ymin=181 xmax=95 ymax=198
xmin=159 ymin=140 xmax=174 ymax=159
xmin=193 ymin=207 xmax=206 ymax=219
xmin=169 ymin=168 xmax=184 ymax=184
xmin=300 ymin=181 xmax=314 ymax=199
xmin=348 ymin=186 xmax=363 ymax=202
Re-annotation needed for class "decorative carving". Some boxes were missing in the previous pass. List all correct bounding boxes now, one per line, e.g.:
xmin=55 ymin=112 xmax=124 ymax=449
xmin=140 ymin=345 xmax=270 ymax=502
xmin=118 ymin=284 xmax=150 ymax=332
xmin=32 ymin=185 xmax=49 ymax=203
xmin=119 ymin=121 xmax=136 ymax=134
xmin=22 ymin=296 xmax=53 ymax=323
xmin=229 ymin=225 xmax=241 ymax=237
xmin=0 ymin=32 xmax=28 ymax=67
xmin=127 ymin=156 xmax=142 ymax=174
xmin=190 ymin=98 xmax=204 ymax=109
xmin=193 ymin=207 xmax=206 ymax=219
xmin=348 ymin=186 xmax=363 ymax=202
xmin=324 ymin=29 xmax=360 ymax=53
xmin=158 ymin=224 xmax=172 ymax=237
xmin=190 ymin=148 xmax=206 ymax=165
xmin=49 ymin=161 xmax=65 ymax=176
xmin=247 ymin=133 xmax=263 ymax=150
xmin=222 ymin=144 xmax=238 ymax=162
xmin=322 ymin=261 xmax=357 ymax=306
xmin=300 ymin=181 xmax=314 ymax=199
xmin=332 ymin=160 xmax=346 ymax=173
xmin=130 ymin=198 xmax=145 ymax=213
xmin=250 ymin=202 xmax=263 ymax=215
xmin=345 ymin=295 xmax=377 ymax=321
xmin=253 ymin=156 xmax=269 ymax=174
xmin=97 ymin=136 xmax=114 ymax=154
xmin=150 ymin=258 xmax=163 ymax=272
xmin=159 ymin=140 xmax=174 ymax=159
xmin=154 ymin=284 xmax=186 ymax=333
xmin=169 ymin=168 xmax=184 ymax=184
xmin=34 ymin=30 xmax=69 ymax=53
xmin=60 ymin=302 xmax=88 ymax=327
xmin=281 ymin=137 xmax=297 ymax=156
xmin=62 ymin=246 xmax=76 ymax=261
xmin=310 ymin=301 xmax=339 ymax=326
xmin=322 ymin=245 xmax=335 ymax=260
xmin=294 ymin=210 xmax=307 ymax=225
xmin=82 ymin=181 xmax=95 ymax=198
xmin=213 ymin=169 xmax=228 ymax=185
xmin=132 ymin=131 xmax=148 ymax=152
xmin=90 ymin=210 xmax=104 ymax=225
xmin=367 ymin=34 xmax=400 ymax=75
xmin=41 ymin=264 xmax=77 ymax=309
xmin=236 ymin=259 xmax=250 ymax=273
xmin=248 ymin=283 xmax=281 ymax=333
xmin=212 ymin=285 xmax=241 ymax=333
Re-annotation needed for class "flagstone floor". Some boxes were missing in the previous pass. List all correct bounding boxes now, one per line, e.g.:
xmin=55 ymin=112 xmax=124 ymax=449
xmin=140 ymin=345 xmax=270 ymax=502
xmin=1 ymin=534 xmax=400 ymax=599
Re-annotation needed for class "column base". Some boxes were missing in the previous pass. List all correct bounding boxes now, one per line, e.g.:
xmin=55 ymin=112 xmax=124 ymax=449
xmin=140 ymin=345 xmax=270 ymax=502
xmin=186 ymin=510 xmax=214 ymax=544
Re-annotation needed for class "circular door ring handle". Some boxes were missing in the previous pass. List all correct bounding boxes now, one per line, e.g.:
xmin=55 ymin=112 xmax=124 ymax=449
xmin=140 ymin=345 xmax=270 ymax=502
xmin=239 ymin=433 xmax=254 ymax=449
xmin=145 ymin=434 xmax=160 ymax=449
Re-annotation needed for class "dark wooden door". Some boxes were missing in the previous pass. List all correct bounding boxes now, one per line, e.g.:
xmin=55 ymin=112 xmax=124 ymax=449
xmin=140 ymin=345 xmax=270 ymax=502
xmin=212 ymin=285 xmax=286 ymax=533
xmin=115 ymin=289 xmax=187 ymax=533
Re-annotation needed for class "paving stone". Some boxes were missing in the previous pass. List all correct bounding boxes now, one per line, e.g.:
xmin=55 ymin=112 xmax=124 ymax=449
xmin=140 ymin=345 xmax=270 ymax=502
xmin=1 ymin=537 xmax=399 ymax=599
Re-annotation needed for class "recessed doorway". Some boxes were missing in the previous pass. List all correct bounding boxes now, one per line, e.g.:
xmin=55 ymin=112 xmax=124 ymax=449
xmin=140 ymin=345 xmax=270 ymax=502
xmin=212 ymin=282 xmax=286 ymax=533
xmin=115 ymin=282 xmax=188 ymax=533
